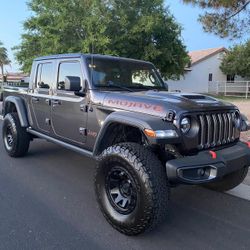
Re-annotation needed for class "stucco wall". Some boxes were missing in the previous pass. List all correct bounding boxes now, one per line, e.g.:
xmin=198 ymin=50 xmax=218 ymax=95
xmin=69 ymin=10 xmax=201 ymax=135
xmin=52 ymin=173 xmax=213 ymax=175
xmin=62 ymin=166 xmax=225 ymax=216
xmin=167 ymin=52 xmax=227 ymax=93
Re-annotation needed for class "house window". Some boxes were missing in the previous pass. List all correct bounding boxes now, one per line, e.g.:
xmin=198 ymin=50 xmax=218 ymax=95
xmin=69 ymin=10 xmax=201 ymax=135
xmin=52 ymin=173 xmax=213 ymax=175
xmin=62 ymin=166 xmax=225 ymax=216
xmin=227 ymin=75 xmax=235 ymax=82
xmin=208 ymin=73 xmax=213 ymax=82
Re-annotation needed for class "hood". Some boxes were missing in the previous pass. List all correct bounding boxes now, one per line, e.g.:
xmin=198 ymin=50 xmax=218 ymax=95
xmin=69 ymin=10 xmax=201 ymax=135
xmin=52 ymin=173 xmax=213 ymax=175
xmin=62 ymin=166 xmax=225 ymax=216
xmin=101 ymin=90 xmax=237 ymax=119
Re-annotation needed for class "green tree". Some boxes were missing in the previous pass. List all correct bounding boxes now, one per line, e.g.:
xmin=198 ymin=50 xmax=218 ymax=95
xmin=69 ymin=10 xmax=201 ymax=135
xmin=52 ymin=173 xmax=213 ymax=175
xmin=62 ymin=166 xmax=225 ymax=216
xmin=0 ymin=41 xmax=11 ymax=81
xmin=220 ymin=40 xmax=250 ymax=78
xmin=14 ymin=0 xmax=189 ymax=79
xmin=13 ymin=0 xmax=111 ymax=73
xmin=106 ymin=0 xmax=189 ymax=79
xmin=182 ymin=0 xmax=250 ymax=39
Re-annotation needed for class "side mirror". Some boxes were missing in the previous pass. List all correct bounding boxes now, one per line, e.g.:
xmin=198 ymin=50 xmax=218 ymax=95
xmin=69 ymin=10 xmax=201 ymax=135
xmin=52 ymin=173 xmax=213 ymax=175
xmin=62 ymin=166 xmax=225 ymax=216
xmin=65 ymin=76 xmax=82 ymax=92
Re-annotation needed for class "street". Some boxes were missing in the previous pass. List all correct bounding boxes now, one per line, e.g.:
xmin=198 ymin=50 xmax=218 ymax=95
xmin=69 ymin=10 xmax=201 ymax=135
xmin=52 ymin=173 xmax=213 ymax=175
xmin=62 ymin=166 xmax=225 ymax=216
xmin=0 ymin=119 xmax=250 ymax=250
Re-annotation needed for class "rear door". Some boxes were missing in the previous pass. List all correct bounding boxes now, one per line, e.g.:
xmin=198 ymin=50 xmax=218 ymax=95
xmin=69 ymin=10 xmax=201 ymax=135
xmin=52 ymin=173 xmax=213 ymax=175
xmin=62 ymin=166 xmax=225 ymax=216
xmin=29 ymin=61 xmax=55 ymax=134
xmin=51 ymin=59 xmax=88 ymax=145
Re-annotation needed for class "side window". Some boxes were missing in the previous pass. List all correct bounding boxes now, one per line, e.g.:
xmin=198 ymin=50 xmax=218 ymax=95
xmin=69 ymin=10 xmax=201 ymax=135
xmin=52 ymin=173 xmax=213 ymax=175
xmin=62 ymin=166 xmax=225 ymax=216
xmin=36 ymin=63 xmax=53 ymax=89
xmin=36 ymin=64 xmax=42 ymax=87
xmin=57 ymin=61 xmax=82 ymax=90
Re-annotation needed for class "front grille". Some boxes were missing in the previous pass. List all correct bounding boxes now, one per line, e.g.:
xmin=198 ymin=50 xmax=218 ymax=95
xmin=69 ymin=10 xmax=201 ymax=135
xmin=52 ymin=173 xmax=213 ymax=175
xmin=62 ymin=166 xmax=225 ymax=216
xmin=197 ymin=111 xmax=240 ymax=149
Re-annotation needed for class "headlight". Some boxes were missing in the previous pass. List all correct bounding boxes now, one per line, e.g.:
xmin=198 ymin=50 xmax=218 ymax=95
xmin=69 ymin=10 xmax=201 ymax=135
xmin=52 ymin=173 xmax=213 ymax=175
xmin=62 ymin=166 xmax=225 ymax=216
xmin=180 ymin=117 xmax=191 ymax=134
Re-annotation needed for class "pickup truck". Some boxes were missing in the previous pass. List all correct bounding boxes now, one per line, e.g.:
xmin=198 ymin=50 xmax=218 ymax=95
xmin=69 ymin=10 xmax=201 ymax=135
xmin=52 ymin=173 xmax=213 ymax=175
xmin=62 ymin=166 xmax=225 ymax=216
xmin=1 ymin=53 xmax=250 ymax=235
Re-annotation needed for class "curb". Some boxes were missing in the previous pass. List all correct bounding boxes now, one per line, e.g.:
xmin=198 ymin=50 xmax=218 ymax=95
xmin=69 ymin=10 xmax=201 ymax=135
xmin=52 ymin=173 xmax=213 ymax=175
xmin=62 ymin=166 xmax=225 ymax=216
xmin=226 ymin=184 xmax=250 ymax=201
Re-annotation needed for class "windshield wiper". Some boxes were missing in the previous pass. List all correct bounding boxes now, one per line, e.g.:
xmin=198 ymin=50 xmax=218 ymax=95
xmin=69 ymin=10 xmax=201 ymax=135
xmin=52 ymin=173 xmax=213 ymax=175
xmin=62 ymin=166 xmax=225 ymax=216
xmin=106 ymin=81 xmax=133 ymax=92
xmin=131 ymin=83 xmax=165 ymax=90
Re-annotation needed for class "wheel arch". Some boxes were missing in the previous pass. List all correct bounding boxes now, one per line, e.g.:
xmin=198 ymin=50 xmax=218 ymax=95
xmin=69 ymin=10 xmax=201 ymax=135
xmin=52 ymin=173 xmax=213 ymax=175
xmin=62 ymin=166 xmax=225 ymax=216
xmin=93 ymin=111 xmax=179 ymax=157
xmin=3 ymin=96 xmax=29 ymax=127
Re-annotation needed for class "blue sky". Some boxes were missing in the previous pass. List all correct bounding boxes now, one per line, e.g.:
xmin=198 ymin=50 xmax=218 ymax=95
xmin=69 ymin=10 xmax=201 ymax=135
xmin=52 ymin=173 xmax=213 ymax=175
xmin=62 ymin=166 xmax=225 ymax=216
xmin=0 ymin=0 xmax=246 ymax=72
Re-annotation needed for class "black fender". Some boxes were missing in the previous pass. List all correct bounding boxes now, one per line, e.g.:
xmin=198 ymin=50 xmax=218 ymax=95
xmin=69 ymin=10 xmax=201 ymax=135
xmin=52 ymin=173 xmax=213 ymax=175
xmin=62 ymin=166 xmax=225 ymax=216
xmin=3 ymin=96 xmax=29 ymax=127
xmin=93 ymin=111 xmax=180 ymax=156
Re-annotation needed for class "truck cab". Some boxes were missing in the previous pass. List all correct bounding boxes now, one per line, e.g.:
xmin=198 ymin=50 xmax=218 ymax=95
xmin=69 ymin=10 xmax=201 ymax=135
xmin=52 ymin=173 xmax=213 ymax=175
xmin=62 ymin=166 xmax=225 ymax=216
xmin=2 ymin=53 xmax=250 ymax=235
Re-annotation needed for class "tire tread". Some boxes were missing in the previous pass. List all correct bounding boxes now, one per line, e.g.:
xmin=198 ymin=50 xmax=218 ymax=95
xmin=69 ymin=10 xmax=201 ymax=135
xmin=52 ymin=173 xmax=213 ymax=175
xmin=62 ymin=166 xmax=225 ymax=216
xmin=95 ymin=143 xmax=169 ymax=235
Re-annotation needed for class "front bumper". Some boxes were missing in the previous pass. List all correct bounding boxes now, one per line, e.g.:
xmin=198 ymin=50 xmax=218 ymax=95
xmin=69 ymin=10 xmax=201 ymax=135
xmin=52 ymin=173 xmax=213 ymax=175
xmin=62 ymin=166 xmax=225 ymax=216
xmin=166 ymin=142 xmax=250 ymax=184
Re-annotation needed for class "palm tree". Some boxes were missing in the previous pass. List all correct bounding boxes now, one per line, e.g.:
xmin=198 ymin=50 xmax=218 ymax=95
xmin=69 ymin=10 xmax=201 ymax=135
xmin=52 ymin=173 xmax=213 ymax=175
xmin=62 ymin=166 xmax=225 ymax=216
xmin=0 ymin=41 xmax=11 ymax=82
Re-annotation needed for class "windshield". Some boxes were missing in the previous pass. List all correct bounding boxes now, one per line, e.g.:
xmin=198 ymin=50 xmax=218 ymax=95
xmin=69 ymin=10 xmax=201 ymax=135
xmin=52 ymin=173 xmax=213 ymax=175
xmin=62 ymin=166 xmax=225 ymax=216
xmin=86 ymin=57 xmax=165 ymax=90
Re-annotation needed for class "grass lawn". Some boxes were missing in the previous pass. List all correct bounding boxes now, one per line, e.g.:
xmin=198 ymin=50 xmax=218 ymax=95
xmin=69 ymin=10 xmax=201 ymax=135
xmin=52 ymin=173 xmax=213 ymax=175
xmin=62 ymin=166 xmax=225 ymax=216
xmin=209 ymin=94 xmax=250 ymax=102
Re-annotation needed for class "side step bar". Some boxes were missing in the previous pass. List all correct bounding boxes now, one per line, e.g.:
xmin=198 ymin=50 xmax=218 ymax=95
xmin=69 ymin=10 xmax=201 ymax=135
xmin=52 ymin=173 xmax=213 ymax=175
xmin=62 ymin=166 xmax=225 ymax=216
xmin=27 ymin=128 xmax=93 ymax=158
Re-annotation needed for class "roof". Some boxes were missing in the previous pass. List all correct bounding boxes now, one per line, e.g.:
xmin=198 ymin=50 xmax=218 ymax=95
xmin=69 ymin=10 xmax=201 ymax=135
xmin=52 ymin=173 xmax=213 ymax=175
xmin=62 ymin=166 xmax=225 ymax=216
xmin=35 ymin=53 xmax=82 ymax=61
xmin=34 ymin=53 xmax=151 ymax=64
xmin=0 ymin=72 xmax=29 ymax=81
xmin=189 ymin=47 xmax=227 ymax=66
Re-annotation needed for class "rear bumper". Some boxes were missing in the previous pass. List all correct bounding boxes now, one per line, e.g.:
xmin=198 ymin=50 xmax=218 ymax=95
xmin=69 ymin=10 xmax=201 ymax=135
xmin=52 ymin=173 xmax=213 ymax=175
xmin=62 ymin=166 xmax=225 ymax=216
xmin=166 ymin=142 xmax=250 ymax=184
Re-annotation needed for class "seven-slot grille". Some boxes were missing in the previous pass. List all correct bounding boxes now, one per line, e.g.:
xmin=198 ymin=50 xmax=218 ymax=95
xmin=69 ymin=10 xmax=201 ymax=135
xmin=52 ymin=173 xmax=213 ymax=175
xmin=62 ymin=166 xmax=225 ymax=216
xmin=198 ymin=111 xmax=240 ymax=149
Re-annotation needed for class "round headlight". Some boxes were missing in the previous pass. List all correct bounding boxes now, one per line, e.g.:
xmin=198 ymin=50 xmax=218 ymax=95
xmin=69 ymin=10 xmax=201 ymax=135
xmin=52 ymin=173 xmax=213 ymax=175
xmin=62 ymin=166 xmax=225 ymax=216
xmin=180 ymin=117 xmax=191 ymax=134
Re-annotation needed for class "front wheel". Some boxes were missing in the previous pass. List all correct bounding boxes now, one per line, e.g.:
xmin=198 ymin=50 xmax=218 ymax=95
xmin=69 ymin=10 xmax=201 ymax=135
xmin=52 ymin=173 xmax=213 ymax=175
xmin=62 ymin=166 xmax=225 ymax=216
xmin=204 ymin=167 xmax=249 ymax=192
xmin=2 ymin=113 xmax=30 ymax=157
xmin=94 ymin=143 xmax=170 ymax=235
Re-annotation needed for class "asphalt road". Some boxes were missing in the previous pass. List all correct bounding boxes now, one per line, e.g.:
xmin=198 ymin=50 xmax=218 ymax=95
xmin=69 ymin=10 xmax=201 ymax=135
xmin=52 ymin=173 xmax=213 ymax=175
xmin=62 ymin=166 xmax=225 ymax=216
xmin=0 ymin=120 xmax=250 ymax=250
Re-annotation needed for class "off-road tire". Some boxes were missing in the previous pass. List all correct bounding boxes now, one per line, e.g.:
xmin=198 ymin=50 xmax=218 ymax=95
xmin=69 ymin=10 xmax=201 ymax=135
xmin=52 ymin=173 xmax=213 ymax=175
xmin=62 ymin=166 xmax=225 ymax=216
xmin=94 ymin=143 xmax=169 ymax=235
xmin=2 ymin=113 xmax=30 ymax=157
xmin=204 ymin=167 xmax=249 ymax=192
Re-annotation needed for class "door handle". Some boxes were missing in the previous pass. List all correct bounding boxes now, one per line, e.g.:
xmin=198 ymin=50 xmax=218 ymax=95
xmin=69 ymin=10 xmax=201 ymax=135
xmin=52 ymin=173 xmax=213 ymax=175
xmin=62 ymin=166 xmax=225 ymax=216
xmin=45 ymin=99 xmax=51 ymax=105
xmin=32 ymin=97 xmax=39 ymax=103
xmin=52 ymin=100 xmax=61 ymax=106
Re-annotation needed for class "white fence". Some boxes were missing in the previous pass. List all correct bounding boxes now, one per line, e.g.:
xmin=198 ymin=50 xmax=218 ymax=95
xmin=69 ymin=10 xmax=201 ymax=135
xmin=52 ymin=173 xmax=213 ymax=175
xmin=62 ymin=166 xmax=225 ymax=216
xmin=208 ymin=81 xmax=250 ymax=98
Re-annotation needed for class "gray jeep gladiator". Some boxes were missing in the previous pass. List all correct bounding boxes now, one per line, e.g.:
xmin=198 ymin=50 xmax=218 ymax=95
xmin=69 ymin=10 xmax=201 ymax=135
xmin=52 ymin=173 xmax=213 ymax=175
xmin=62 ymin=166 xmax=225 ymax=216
xmin=1 ymin=53 xmax=250 ymax=235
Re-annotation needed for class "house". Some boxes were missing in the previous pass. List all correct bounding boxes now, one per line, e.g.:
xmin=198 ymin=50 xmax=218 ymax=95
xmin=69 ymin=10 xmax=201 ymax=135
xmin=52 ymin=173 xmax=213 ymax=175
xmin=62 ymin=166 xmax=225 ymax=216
xmin=167 ymin=47 xmax=245 ymax=93
xmin=0 ymin=72 xmax=29 ymax=83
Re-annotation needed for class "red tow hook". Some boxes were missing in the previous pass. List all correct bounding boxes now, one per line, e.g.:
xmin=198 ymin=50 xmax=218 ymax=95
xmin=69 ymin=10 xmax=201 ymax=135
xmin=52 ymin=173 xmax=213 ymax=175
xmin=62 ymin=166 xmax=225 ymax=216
xmin=244 ymin=141 xmax=250 ymax=148
xmin=209 ymin=150 xmax=217 ymax=159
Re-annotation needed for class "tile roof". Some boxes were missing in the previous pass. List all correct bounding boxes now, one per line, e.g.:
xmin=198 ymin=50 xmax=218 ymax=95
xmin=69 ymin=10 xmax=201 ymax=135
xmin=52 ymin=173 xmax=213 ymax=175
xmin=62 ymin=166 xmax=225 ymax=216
xmin=0 ymin=72 xmax=29 ymax=81
xmin=189 ymin=47 xmax=227 ymax=66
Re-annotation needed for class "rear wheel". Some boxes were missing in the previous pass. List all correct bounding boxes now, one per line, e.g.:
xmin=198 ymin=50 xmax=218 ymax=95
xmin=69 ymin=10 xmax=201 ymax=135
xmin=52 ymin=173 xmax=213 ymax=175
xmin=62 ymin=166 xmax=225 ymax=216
xmin=204 ymin=167 xmax=249 ymax=192
xmin=2 ymin=113 xmax=30 ymax=157
xmin=95 ymin=143 xmax=169 ymax=235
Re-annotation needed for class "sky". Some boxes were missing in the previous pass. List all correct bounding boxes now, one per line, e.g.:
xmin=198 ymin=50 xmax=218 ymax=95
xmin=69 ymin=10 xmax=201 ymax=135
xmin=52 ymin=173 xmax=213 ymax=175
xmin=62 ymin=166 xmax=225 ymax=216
xmin=0 ymin=0 xmax=247 ymax=72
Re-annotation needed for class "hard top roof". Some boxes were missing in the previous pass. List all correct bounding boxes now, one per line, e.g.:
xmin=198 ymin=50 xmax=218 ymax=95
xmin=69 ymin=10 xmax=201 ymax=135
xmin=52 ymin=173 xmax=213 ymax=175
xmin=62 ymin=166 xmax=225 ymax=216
xmin=34 ymin=53 xmax=151 ymax=64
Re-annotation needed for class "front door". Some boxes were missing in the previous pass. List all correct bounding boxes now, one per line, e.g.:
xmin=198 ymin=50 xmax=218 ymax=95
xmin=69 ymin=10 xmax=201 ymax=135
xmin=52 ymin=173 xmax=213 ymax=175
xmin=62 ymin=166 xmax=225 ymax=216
xmin=51 ymin=60 xmax=87 ymax=145
xmin=29 ymin=62 xmax=55 ymax=134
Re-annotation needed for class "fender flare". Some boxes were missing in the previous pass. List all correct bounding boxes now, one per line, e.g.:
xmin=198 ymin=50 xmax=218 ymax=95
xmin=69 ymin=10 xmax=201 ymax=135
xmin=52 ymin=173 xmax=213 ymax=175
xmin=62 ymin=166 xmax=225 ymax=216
xmin=3 ymin=96 xmax=29 ymax=127
xmin=93 ymin=111 xmax=180 ymax=156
